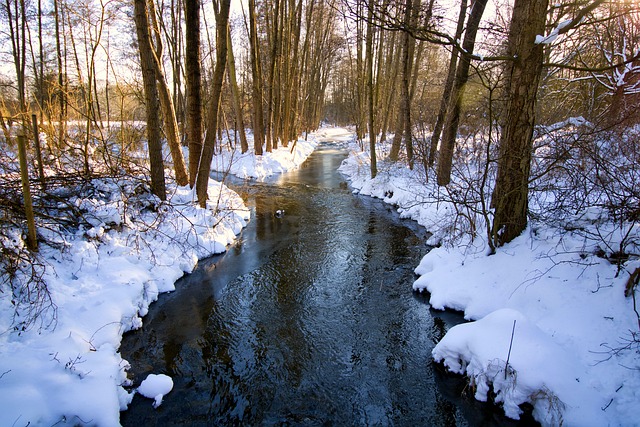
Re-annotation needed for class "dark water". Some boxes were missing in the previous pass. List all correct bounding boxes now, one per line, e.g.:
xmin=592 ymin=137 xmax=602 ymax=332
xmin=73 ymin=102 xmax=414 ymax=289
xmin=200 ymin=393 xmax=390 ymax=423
xmin=120 ymin=142 xmax=537 ymax=426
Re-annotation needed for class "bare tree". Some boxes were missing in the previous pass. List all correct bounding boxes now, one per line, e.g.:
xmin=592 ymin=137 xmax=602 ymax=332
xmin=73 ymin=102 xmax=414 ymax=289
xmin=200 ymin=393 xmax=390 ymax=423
xmin=436 ymin=0 xmax=488 ymax=186
xmin=227 ymin=25 xmax=249 ymax=153
xmin=492 ymin=0 xmax=606 ymax=246
xmin=428 ymin=0 xmax=467 ymax=166
xmin=248 ymin=0 xmax=265 ymax=155
xmin=134 ymin=0 xmax=167 ymax=200
xmin=185 ymin=0 xmax=203 ymax=186
xmin=195 ymin=0 xmax=230 ymax=207
xmin=146 ymin=0 xmax=189 ymax=186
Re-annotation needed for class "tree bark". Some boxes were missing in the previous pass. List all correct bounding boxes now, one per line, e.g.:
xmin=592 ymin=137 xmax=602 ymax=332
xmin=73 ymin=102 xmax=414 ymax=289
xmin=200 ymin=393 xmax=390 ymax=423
xmin=428 ymin=0 xmax=467 ymax=166
xmin=227 ymin=28 xmax=249 ymax=153
xmin=195 ymin=0 xmax=230 ymax=207
xmin=134 ymin=0 xmax=166 ymax=200
xmin=389 ymin=0 xmax=419 ymax=166
xmin=366 ymin=0 xmax=377 ymax=178
xmin=249 ymin=0 xmax=265 ymax=155
xmin=436 ymin=0 xmax=488 ymax=186
xmin=17 ymin=131 xmax=38 ymax=251
xmin=185 ymin=0 xmax=203 ymax=186
xmin=148 ymin=0 xmax=189 ymax=186
xmin=491 ymin=0 xmax=548 ymax=246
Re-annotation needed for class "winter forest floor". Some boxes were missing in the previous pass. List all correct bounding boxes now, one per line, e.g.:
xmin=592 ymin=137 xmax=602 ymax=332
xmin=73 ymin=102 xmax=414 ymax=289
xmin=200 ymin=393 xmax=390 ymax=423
xmin=0 ymin=127 xmax=638 ymax=426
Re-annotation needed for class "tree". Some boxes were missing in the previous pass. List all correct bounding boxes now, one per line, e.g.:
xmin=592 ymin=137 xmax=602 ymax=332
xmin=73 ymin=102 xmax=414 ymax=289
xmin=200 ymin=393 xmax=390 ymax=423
xmin=490 ymin=0 xmax=548 ymax=246
xmin=134 ymin=0 xmax=166 ymax=200
xmin=428 ymin=0 xmax=467 ymax=166
xmin=366 ymin=0 xmax=377 ymax=178
xmin=227 ymin=26 xmax=249 ymax=153
xmin=388 ymin=0 xmax=422 ymax=168
xmin=147 ymin=0 xmax=189 ymax=186
xmin=195 ymin=0 xmax=230 ymax=207
xmin=436 ymin=0 xmax=488 ymax=186
xmin=185 ymin=0 xmax=203 ymax=186
xmin=491 ymin=0 xmax=606 ymax=247
xmin=248 ymin=0 xmax=265 ymax=155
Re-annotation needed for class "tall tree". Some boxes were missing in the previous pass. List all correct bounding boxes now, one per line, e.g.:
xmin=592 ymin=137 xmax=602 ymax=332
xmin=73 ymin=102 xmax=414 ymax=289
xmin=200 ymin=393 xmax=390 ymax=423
xmin=195 ymin=0 xmax=230 ymax=207
xmin=147 ymin=0 xmax=189 ymax=186
xmin=490 ymin=0 xmax=548 ymax=246
xmin=389 ymin=0 xmax=421 ymax=168
xmin=265 ymin=0 xmax=281 ymax=151
xmin=428 ymin=0 xmax=467 ymax=166
xmin=185 ymin=0 xmax=203 ymax=186
xmin=366 ymin=0 xmax=377 ymax=178
xmin=248 ymin=0 xmax=265 ymax=155
xmin=492 ymin=0 xmax=606 ymax=246
xmin=134 ymin=0 xmax=166 ymax=200
xmin=53 ymin=0 xmax=66 ymax=150
xmin=436 ymin=0 xmax=488 ymax=186
xmin=227 ymin=27 xmax=249 ymax=153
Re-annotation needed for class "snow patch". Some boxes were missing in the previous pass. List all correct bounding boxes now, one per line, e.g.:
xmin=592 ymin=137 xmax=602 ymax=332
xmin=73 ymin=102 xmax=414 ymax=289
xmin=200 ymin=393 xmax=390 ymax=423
xmin=137 ymin=374 xmax=173 ymax=408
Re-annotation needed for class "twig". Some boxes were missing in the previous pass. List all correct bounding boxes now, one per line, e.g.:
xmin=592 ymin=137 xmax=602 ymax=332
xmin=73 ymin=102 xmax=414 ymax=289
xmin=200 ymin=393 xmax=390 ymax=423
xmin=505 ymin=320 xmax=517 ymax=380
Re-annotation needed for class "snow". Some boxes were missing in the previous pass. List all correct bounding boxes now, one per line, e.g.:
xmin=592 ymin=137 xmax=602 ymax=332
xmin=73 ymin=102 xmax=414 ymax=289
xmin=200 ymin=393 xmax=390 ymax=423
xmin=210 ymin=131 xmax=318 ymax=180
xmin=535 ymin=19 xmax=573 ymax=45
xmin=339 ymin=133 xmax=640 ymax=426
xmin=1 ymin=125 xmax=638 ymax=426
xmin=137 ymin=374 xmax=173 ymax=408
xmin=0 ymin=132 xmax=319 ymax=426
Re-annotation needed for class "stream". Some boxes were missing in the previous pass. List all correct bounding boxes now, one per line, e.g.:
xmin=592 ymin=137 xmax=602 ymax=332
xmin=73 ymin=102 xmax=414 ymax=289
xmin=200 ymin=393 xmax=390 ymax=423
xmin=120 ymin=140 xmax=537 ymax=426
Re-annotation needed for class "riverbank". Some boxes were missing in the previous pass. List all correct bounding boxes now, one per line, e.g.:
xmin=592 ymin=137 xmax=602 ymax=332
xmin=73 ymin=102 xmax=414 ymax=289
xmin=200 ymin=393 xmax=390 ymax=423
xmin=0 ymin=133 xmax=319 ymax=425
xmin=339 ymin=136 xmax=639 ymax=426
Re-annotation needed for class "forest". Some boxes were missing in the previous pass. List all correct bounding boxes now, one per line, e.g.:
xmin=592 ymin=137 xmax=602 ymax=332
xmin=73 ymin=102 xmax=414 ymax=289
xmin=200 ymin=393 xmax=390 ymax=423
xmin=1 ymin=0 xmax=639 ymax=424
xmin=1 ymin=0 xmax=638 ymax=246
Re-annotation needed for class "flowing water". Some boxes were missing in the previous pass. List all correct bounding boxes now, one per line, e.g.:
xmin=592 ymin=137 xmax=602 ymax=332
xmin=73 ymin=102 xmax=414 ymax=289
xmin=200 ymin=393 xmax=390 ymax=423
xmin=120 ymin=141 xmax=537 ymax=426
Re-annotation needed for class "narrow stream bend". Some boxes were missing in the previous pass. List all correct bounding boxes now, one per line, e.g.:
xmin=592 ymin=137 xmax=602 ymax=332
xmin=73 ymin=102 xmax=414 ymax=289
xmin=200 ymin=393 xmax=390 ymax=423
xmin=120 ymin=141 xmax=533 ymax=426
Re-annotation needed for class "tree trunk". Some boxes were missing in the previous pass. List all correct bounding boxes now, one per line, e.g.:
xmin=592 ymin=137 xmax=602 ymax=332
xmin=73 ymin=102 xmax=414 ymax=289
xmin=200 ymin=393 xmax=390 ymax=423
xmin=436 ymin=0 xmax=488 ymax=186
xmin=428 ymin=0 xmax=467 ymax=167
xmin=17 ymin=131 xmax=38 ymax=251
xmin=195 ymin=0 xmax=230 ymax=207
xmin=249 ymin=0 xmax=265 ymax=155
xmin=491 ymin=0 xmax=548 ymax=246
xmin=227 ymin=29 xmax=249 ymax=153
xmin=265 ymin=0 xmax=280 ymax=152
xmin=389 ymin=0 xmax=420 ymax=167
xmin=148 ymin=0 xmax=189 ymax=186
xmin=185 ymin=0 xmax=203 ymax=187
xmin=53 ymin=0 xmax=66 ymax=150
xmin=366 ymin=0 xmax=377 ymax=178
xmin=134 ymin=0 xmax=166 ymax=200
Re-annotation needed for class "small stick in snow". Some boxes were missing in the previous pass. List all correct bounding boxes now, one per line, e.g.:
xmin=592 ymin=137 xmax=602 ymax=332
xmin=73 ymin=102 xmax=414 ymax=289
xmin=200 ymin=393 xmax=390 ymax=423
xmin=505 ymin=320 xmax=516 ymax=380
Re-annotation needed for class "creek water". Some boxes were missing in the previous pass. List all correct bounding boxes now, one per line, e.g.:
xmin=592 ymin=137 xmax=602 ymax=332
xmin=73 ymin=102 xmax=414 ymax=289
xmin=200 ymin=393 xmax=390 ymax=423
xmin=120 ymin=141 xmax=536 ymax=426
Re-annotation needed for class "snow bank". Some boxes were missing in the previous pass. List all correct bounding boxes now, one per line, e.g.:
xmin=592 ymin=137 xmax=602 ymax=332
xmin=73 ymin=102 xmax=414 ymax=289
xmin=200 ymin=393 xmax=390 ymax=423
xmin=210 ymin=131 xmax=318 ymax=180
xmin=340 ymin=135 xmax=640 ymax=426
xmin=432 ymin=308 xmax=605 ymax=425
xmin=0 ymin=178 xmax=249 ymax=426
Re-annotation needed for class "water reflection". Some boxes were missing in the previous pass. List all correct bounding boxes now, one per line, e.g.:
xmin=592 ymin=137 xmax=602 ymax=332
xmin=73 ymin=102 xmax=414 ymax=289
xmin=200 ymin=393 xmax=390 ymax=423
xmin=120 ymin=143 xmax=534 ymax=426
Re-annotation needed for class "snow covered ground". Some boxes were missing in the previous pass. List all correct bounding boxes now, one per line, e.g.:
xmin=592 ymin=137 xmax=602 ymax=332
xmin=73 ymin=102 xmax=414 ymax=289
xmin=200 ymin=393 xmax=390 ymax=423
xmin=0 ymin=134 xmax=318 ymax=426
xmin=339 ymin=134 xmax=640 ymax=426
xmin=209 ymin=130 xmax=319 ymax=180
